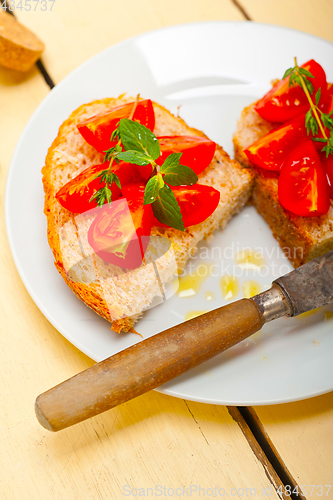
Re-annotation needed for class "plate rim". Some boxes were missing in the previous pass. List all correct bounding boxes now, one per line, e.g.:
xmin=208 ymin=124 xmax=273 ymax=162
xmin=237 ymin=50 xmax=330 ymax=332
xmin=5 ymin=20 xmax=333 ymax=406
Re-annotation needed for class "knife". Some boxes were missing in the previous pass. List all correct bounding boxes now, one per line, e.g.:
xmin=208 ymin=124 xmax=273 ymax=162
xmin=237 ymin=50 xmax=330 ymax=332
xmin=35 ymin=250 xmax=333 ymax=432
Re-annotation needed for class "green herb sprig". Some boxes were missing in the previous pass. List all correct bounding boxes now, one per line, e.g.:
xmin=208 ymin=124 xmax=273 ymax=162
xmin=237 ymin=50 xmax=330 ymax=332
xmin=114 ymin=119 xmax=198 ymax=231
xmin=283 ymin=57 xmax=333 ymax=157
xmin=88 ymin=99 xmax=199 ymax=231
xmin=90 ymin=97 xmax=140 ymax=206
xmin=89 ymin=134 xmax=122 ymax=207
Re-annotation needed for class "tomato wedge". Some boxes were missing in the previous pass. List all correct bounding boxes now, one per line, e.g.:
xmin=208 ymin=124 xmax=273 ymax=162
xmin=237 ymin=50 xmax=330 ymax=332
xmin=244 ymin=114 xmax=307 ymax=171
xmin=255 ymin=60 xmax=327 ymax=123
xmin=152 ymin=184 xmax=220 ymax=228
xmin=55 ymin=161 xmax=134 ymax=213
xmin=321 ymin=152 xmax=333 ymax=200
xmin=88 ymin=184 xmax=153 ymax=269
xmin=138 ymin=136 xmax=216 ymax=180
xmin=77 ymin=99 xmax=155 ymax=153
xmin=278 ymin=140 xmax=330 ymax=217
xmin=157 ymin=136 xmax=216 ymax=174
xmin=320 ymin=83 xmax=333 ymax=114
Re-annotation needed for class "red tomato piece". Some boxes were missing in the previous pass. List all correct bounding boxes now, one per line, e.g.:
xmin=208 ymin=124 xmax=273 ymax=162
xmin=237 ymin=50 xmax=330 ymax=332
xmin=152 ymin=184 xmax=220 ymax=228
xmin=55 ymin=161 xmax=134 ymax=214
xmin=278 ymin=140 xmax=330 ymax=217
xmin=244 ymin=114 xmax=307 ymax=171
xmin=174 ymin=185 xmax=220 ymax=226
xmin=77 ymin=99 xmax=155 ymax=153
xmin=255 ymin=60 xmax=327 ymax=123
xmin=320 ymin=83 xmax=333 ymax=114
xmin=321 ymin=152 xmax=333 ymax=199
xmin=138 ymin=136 xmax=216 ymax=180
xmin=157 ymin=136 xmax=216 ymax=174
xmin=88 ymin=184 xmax=153 ymax=269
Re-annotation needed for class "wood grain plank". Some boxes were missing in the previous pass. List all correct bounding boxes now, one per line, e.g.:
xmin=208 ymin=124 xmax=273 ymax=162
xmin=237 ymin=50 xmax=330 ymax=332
xmin=0 ymin=337 xmax=282 ymax=499
xmin=227 ymin=406 xmax=297 ymax=500
xmin=13 ymin=0 xmax=244 ymax=83
xmin=0 ymin=13 xmax=279 ymax=496
xmin=236 ymin=407 xmax=308 ymax=500
xmin=2 ymin=2 xmax=332 ymax=498
xmin=254 ymin=395 xmax=333 ymax=493
xmin=236 ymin=0 xmax=333 ymax=42
xmin=230 ymin=1 xmax=333 ymax=494
xmin=0 ymin=67 xmax=49 ymax=167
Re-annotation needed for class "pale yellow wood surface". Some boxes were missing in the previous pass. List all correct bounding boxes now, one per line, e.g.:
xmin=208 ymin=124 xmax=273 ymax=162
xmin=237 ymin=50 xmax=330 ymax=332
xmin=254 ymin=393 xmax=333 ymax=491
xmin=0 ymin=275 xmax=279 ymax=499
xmin=0 ymin=3 xmax=282 ymax=499
xmin=237 ymin=0 xmax=333 ymax=42
xmin=1 ymin=1 xmax=333 ymax=498
xmin=14 ymin=0 xmax=244 ymax=83
xmin=235 ymin=0 xmax=333 ymax=491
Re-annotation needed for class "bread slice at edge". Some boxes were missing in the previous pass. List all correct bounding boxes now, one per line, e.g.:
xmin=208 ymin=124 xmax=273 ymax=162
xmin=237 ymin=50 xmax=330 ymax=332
xmin=43 ymin=96 xmax=254 ymax=332
xmin=233 ymin=102 xmax=333 ymax=268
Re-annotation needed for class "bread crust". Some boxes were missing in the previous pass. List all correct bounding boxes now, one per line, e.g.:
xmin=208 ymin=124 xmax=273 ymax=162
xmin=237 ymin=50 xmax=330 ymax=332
xmin=43 ymin=96 xmax=254 ymax=332
xmin=233 ymin=102 xmax=333 ymax=268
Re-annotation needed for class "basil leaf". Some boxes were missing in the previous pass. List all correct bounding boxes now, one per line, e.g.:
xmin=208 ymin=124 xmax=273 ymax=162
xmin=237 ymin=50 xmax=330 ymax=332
xmin=304 ymin=79 xmax=314 ymax=95
xmin=110 ymin=127 xmax=120 ymax=142
xmin=160 ymin=152 xmax=198 ymax=186
xmin=311 ymin=118 xmax=318 ymax=135
xmin=152 ymin=184 xmax=185 ymax=232
xmin=105 ymin=186 xmax=112 ymax=205
xmin=299 ymin=68 xmax=315 ymax=79
xmin=159 ymin=152 xmax=182 ymax=173
xmin=112 ymin=174 xmax=122 ymax=190
xmin=282 ymin=67 xmax=294 ymax=79
xmin=143 ymin=175 xmax=164 ymax=205
xmin=290 ymin=73 xmax=301 ymax=88
xmin=115 ymin=150 xmax=152 ymax=166
xmin=305 ymin=109 xmax=313 ymax=122
xmin=315 ymin=88 xmax=321 ymax=106
xmin=119 ymin=118 xmax=160 ymax=160
xmin=104 ymin=147 xmax=116 ymax=162
xmin=163 ymin=165 xmax=198 ymax=186
xmin=321 ymin=144 xmax=332 ymax=158
xmin=322 ymin=113 xmax=333 ymax=129
xmin=312 ymin=137 xmax=327 ymax=143
xmin=305 ymin=110 xmax=312 ymax=133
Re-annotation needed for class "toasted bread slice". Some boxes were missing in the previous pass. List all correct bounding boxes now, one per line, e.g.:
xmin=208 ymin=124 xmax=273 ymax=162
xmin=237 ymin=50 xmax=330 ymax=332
xmin=43 ymin=96 xmax=254 ymax=332
xmin=233 ymin=102 xmax=333 ymax=268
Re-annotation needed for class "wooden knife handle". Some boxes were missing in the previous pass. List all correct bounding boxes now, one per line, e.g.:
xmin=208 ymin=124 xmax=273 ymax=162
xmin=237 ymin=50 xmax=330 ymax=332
xmin=35 ymin=299 xmax=264 ymax=431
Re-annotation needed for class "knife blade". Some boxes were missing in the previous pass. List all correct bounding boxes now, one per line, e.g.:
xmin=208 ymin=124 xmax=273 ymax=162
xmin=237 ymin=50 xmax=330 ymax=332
xmin=35 ymin=250 xmax=333 ymax=432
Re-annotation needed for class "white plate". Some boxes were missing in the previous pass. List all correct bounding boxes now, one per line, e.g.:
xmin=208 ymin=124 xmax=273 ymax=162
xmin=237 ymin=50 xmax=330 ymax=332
xmin=5 ymin=22 xmax=333 ymax=405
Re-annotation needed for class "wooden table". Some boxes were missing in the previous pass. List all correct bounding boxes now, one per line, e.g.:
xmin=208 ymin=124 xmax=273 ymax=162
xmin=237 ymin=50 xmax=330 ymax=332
xmin=1 ymin=1 xmax=332 ymax=498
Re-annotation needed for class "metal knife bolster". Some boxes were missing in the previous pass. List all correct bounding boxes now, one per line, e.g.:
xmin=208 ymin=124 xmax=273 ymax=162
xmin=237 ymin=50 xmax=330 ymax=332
xmin=251 ymin=284 xmax=291 ymax=323
xmin=251 ymin=250 xmax=333 ymax=322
